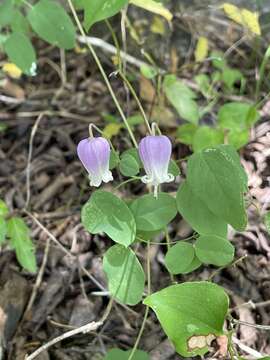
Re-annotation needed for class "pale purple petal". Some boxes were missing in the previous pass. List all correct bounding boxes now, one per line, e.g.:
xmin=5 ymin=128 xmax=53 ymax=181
xmin=77 ymin=137 xmax=113 ymax=187
xmin=138 ymin=135 xmax=174 ymax=186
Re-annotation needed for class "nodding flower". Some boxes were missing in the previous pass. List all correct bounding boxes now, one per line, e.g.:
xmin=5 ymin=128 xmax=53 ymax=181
xmin=138 ymin=135 xmax=174 ymax=197
xmin=77 ymin=137 xmax=113 ymax=187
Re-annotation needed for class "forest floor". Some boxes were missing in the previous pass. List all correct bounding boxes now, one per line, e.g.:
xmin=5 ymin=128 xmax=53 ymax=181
xmin=0 ymin=3 xmax=270 ymax=360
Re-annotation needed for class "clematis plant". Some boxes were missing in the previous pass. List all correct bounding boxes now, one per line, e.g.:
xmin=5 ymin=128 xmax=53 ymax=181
xmin=77 ymin=120 xmax=251 ymax=359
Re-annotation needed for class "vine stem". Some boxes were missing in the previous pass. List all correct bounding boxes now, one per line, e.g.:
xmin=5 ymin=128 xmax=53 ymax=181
xmin=118 ymin=70 xmax=152 ymax=135
xmin=127 ymin=242 xmax=151 ymax=360
xmin=66 ymin=0 xmax=138 ymax=149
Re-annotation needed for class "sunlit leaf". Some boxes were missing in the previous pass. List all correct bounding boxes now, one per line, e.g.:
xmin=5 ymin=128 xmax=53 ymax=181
xmin=195 ymin=36 xmax=208 ymax=62
xmin=2 ymin=62 xmax=22 ymax=79
xmin=130 ymin=0 xmax=173 ymax=21
xmin=223 ymin=3 xmax=261 ymax=36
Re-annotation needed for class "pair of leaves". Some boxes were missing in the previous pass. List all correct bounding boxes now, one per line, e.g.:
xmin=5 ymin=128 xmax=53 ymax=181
xmin=82 ymin=191 xmax=177 ymax=305
xmin=163 ymin=75 xmax=200 ymax=124
xmin=82 ymin=191 xmax=178 ymax=246
xmin=165 ymin=234 xmax=234 ymax=275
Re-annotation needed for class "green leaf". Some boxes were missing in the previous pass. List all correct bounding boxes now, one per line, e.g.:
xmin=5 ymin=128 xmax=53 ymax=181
xmin=194 ymin=74 xmax=213 ymax=98
xmin=168 ymin=159 xmax=180 ymax=177
xmin=211 ymin=50 xmax=227 ymax=70
xmin=186 ymin=145 xmax=247 ymax=231
xmin=192 ymin=126 xmax=224 ymax=152
xmin=222 ymin=67 xmax=244 ymax=91
xmin=82 ymin=191 xmax=136 ymax=247
xmin=7 ymin=217 xmax=37 ymax=273
xmin=0 ymin=123 xmax=7 ymax=132
xmin=165 ymin=242 xmax=195 ymax=274
xmin=0 ymin=217 xmax=7 ymax=244
xmin=4 ymin=32 xmax=36 ymax=75
xmin=28 ymin=0 xmax=76 ymax=49
xmin=218 ymin=102 xmax=260 ymax=131
xmin=83 ymin=0 xmax=129 ymax=30
xmin=130 ymin=193 xmax=177 ymax=231
xmin=177 ymin=181 xmax=227 ymax=237
xmin=119 ymin=153 xmax=140 ymax=177
xmin=0 ymin=200 xmax=9 ymax=217
xmin=140 ymin=64 xmax=158 ymax=79
xmin=104 ymin=348 xmax=149 ymax=360
xmin=144 ymin=282 xmax=229 ymax=357
xmin=103 ymin=245 xmax=145 ymax=305
xmin=163 ymin=75 xmax=199 ymax=124
xmin=10 ymin=9 xmax=30 ymax=34
xmin=176 ymin=123 xmax=198 ymax=145
xmin=217 ymin=144 xmax=248 ymax=192
xmin=264 ymin=212 xmax=270 ymax=235
xmin=181 ymin=255 xmax=202 ymax=274
xmin=195 ymin=235 xmax=234 ymax=266
xmin=227 ymin=128 xmax=249 ymax=149
xmin=109 ymin=151 xmax=120 ymax=170
xmin=127 ymin=114 xmax=144 ymax=126
xmin=0 ymin=0 xmax=13 ymax=27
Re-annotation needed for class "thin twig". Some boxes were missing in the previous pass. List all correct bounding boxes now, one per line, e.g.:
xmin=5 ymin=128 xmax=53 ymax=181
xmin=24 ymin=210 xmax=106 ymax=290
xmin=232 ymin=336 xmax=266 ymax=358
xmin=233 ymin=319 xmax=270 ymax=331
xmin=25 ymin=113 xmax=45 ymax=209
xmin=23 ymin=237 xmax=51 ymax=318
xmin=25 ymin=321 xmax=103 ymax=360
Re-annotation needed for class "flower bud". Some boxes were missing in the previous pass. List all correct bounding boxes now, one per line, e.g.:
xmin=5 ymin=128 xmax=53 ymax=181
xmin=77 ymin=137 xmax=113 ymax=187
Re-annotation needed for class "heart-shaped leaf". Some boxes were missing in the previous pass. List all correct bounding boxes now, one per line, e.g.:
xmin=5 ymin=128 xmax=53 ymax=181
xmin=144 ymin=282 xmax=229 ymax=357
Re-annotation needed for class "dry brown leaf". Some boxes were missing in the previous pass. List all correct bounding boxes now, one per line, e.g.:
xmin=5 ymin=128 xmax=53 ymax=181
xmin=1 ymin=79 xmax=25 ymax=100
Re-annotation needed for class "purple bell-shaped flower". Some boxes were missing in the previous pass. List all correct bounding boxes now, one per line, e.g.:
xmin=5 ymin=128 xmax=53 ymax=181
xmin=77 ymin=137 xmax=113 ymax=187
xmin=139 ymin=135 xmax=174 ymax=195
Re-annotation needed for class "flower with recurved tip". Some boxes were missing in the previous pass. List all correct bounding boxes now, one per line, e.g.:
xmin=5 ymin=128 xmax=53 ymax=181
xmin=138 ymin=135 xmax=174 ymax=195
xmin=77 ymin=137 xmax=113 ymax=187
